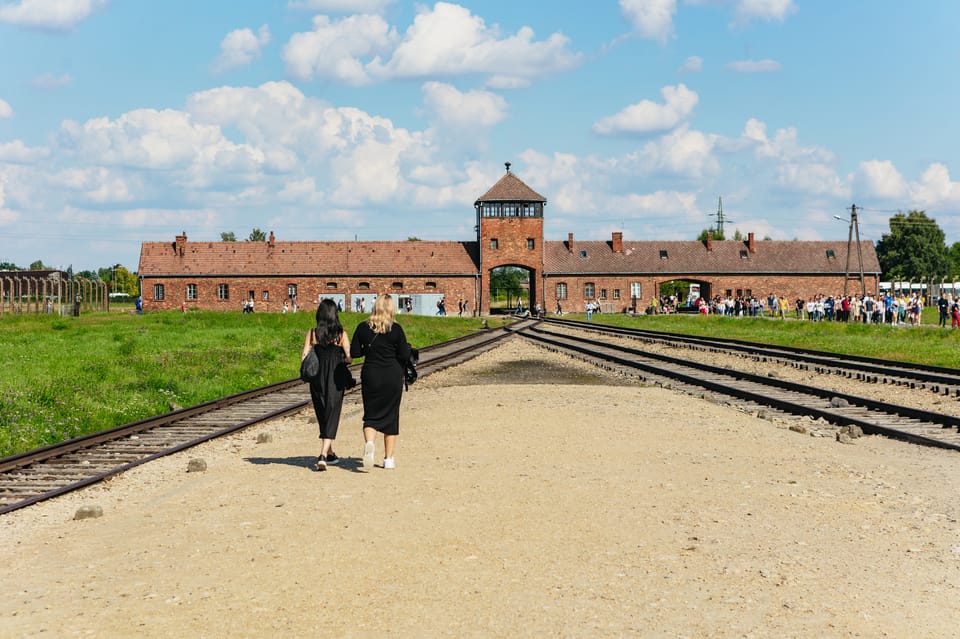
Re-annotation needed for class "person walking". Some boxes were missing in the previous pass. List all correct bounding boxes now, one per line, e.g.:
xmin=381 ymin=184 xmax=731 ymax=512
xmin=351 ymin=295 xmax=412 ymax=470
xmin=301 ymin=299 xmax=352 ymax=471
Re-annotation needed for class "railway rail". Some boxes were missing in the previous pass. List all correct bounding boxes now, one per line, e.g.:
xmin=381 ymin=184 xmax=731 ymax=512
xmin=524 ymin=322 xmax=960 ymax=452
xmin=0 ymin=322 xmax=532 ymax=515
xmin=546 ymin=317 xmax=960 ymax=395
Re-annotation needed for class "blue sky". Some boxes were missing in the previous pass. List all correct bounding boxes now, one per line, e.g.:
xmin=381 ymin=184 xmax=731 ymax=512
xmin=1 ymin=0 xmax=959 ymax=272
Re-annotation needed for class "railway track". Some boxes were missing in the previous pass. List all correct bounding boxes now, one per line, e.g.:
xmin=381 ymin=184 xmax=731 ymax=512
xmin=0 ymin=322 xmax=530 ymax=515
xmin=523 ymin=323 xmax=960 ymax=452
xmin=546 ymin=317 xmax=960 ymax=395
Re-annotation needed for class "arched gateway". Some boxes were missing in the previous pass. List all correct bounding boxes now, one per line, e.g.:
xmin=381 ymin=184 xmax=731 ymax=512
xmin=138 ymin=163 xmax=881 ymax=314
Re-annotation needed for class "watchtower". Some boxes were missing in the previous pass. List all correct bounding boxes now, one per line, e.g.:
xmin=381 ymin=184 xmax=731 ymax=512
xmin=475 ymin=162 xmax=547 ymax=314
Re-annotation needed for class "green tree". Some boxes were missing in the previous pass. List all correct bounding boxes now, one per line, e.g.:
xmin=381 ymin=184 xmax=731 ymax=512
xmin=490 ymin=267 xmax=524 ymax=299
xmin=29 ymin=259 xmax=47 ymax=270
xmin=948 ymin=242 xmax=960 ymax=280
xmin=221 ymin=231 xmax=237 ymax=242
xmin=696 ymin=228 xmax=725 ymax=241
xmin=247 ymin=228 xmax=267 ymax=242
xmin=0 ymin=261 xmax=20 ymax=270
xmin=875 ymin=210 xmax=949 ymax=283
xmin=75 ymin=270 xmax=99 ymax=280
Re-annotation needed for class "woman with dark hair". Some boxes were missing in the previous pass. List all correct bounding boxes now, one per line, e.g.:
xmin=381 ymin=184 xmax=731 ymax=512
xmin=301 ymin=299 xmax=352 ymax=471
xmin=351 ymin=295 xmax=411 ymax=470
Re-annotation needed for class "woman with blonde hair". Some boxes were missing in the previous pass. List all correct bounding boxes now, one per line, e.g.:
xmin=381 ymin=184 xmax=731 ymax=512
xmin=351 ymin=294 xmax=412 ymax=469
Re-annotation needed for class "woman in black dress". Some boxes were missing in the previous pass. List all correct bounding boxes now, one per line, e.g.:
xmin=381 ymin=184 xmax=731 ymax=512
xmin=351 ymin=295 xmax=411 ymax=469
xmin=301 ymin=299 xmax=352 ymax=471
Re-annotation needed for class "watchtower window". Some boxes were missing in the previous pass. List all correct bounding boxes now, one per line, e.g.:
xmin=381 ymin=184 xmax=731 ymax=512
xmin=490 ymin=238 xmax=498 ymax=249
xmin=527 ymin=238 xmax=535 ymax=249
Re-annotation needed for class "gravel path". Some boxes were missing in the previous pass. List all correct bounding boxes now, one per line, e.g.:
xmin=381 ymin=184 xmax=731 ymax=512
xmin=2 ymin=337 xmax=959 ymax=638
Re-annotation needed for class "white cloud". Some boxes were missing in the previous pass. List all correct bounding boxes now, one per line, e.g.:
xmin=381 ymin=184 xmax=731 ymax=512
xmin=593 ymin=84 xmax=698 ymax=136
xmin=53 ymin=167 xmax=137 ymax=203
xmin=421 ymin=82 xmax=508 ymax=130
xmin=0 ymin=0 xmax=107 ymax=31
xmin=284 ymin=3 xmax=581 ymax=87
xmin=733 ymin=0 xmax=797 ymax=24
xmin=640 ymin=125 xmax=719 ymax=178
xmin=0 ymin=140 xmax=50 ymax=163
xmin=287 ymin=0 xmax=394 ymax=12
xmin=213 ymin=24 xmax=271 ymax=73
xmin=619 ymin=0 xmax=676 ymax=44
xmin=0 ymin=98 xmax=12 ymax=118
xmin=911 ymin=163 xmax=960 ymax=208
xmin=31 ymin=73 xmax=73 ymax=89
xmin=679 ymin=55 xmax=702 ymax=73
xmin=858 ymin=160 xmax=906 ymax=199
xmin=727 ymin=59 xmax=781 ymax=73
xmin=283 ymin=14 xmax=396 ymax=85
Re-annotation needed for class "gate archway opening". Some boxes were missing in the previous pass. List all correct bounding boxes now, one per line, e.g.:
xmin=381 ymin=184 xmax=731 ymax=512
xmin=658 ymin=279 xmax=711 ymax=313
xmin=489 ymin=265 xmax=534 ymax=315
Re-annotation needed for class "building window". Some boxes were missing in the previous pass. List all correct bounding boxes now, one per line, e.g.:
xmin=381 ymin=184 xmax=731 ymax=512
xmin=745 ymin=289 xmax=753 ymax=298
xmin=392 ymin=282 xmax=403 ymax=290
xmin=736 ymin=289 xmax=743 ymax=297
xmin=218 ymin=284 xmax=229 ymax=300
xmin=613 ymin=289 xmax=620 ymax=300
xmin=153 ymin=283 xmax=165 ymax=301
xmin=287 ymin=284 xmax=297 ymax=299
xmin=426 ymin=281 xmax=437 ymax=289
xmin=600 ymin=288 xmax=607 ymax=300
xmin=826 ymin=249 xmax=836 ymax=259
xmin=490 ymin=238 xmax=499 ymax=249
xmin=739 ymin=250 xmax=749 ymax=259
xmin=659 ymin=249 xmax=668 ymax=259
xmin=527 ymin=238 xmax=535 ymax=250
xmin=630 ymin=282 xmax=641 ymax=300
xmin=556 ymin=282 xmax=567 ymax=300
xmin=262 ymin=290 xmax=269 ymax=301
xmin=725 ymin=289 xmax=733 ymax=297
xmin=326 ymin=282 xmax=338 ymax=289
xmin=584 ymin=282 xmax=595 ymax=298
xmin=359 ymin=282 xmax=370 ymax=290
xmin=247 ymin=290 xmax=255 ymax=301
xmin=579 ymin=250 xmax=587 ymax=258
xmin=186 ymin=284 xmax=197 ymax=301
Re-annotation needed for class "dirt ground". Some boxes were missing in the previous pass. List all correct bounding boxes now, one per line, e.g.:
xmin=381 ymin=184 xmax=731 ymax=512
xmin=2 ymin=338 xmax=960 ymax=638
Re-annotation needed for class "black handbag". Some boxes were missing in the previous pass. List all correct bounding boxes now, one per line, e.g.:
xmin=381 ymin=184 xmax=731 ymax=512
xmin=404 ymin=348 xmax=419 ymax=389
xmin=334 ymin=361 xmax=356 ymax=390
xmin=300 ymin=348 xmax=320 ymax=382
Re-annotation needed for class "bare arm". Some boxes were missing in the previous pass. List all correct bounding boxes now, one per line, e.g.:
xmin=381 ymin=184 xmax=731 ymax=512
xmin=340 ymin=331 xmax=352 ymax=363
xmin=301 ymin=330 xmax=314 ymax=361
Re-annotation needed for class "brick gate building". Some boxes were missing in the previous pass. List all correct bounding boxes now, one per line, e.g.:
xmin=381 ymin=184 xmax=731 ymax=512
xmin=138 ymin=164 xmax=881 ymax=314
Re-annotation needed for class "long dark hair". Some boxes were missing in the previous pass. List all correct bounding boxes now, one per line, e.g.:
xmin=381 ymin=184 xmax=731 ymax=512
xmin=314 ymin=299 xmax=344 ymax=346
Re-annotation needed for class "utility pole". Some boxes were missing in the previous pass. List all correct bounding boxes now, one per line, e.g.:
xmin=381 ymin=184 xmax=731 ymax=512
xmin=842 ymin=204 xmax=866 ymax=297
xmin=708 ymin=196 xmax=732 ymax=237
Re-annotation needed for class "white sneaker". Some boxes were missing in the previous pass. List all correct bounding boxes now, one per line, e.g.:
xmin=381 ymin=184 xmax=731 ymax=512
xmin=362 ymin=441 xmax=375 ymax=469
xmin=383 ymin=457 xmax=395 ymax=469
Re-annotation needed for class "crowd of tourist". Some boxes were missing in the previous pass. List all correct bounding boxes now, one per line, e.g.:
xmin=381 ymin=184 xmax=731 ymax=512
xmin=682 ymin=291 xmax=940 ymax=326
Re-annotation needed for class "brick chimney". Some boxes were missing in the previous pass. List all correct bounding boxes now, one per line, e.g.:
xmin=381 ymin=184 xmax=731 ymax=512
xmin=747 ymin=232 xmax=755 ymax=254
xmin=175 ymin=231 xmax=187 ymax=257
xmin=268 ymin=231 xmax=275 ymax=248
xmin=567 ymin=232 xmax=574 ymax=253
xmin=705 ymin=231 xmax=713 ymax=252
xmin=612 ymin=231 xmax=623 ymax=253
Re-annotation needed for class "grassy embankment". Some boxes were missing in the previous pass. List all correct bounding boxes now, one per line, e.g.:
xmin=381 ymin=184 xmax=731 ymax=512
xmin=575 ymin=308 xmax=960 ymax=368
xmin=0 ymin=310 xmax=499 ymax=458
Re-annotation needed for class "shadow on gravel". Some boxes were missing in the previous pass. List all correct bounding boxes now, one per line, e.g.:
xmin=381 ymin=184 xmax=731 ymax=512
xmin=244 ymin=455 xmax=365 ymax=472
xmin=466 ymin=359 xmax=632 ymax=386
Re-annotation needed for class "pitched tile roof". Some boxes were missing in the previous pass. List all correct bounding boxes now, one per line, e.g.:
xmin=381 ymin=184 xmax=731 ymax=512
xmin=545 ymin=239 xmax=881 ymax=275
xmin=138 ymin=238 xmax=480 ymax=276
xmin=475 ymin=170 xmax=547 ymax=203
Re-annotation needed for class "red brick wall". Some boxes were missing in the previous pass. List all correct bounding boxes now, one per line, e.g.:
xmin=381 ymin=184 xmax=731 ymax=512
xmin=479 ymin=215 xmax=545 ymax=313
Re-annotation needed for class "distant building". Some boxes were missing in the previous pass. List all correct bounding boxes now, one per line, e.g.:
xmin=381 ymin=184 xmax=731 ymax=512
xmin=138 ymin=164 xmax=881 ymax=314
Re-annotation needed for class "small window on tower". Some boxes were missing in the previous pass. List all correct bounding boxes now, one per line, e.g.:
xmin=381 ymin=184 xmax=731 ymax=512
xmin=491 ymin=238 xmax=499 ymax=249
xmin=527 ymin=238 xmax=535 ymax=249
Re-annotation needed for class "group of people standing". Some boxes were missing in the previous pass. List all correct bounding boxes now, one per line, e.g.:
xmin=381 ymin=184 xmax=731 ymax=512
xmin=301 ymin=295 xmax=412 ymax=472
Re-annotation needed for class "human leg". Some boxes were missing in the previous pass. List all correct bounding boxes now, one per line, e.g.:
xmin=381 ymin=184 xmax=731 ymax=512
xmin=383 ymin=434 xmax=397 ymax=466
xmin=362 ymin=426 xmax=376 ymax=468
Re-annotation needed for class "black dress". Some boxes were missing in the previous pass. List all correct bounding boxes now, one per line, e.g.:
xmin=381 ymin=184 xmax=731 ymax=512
xmin=350 ymin=322 xmax=411 ymax=436
xmin=308 ymin=338 xmax=348 ymax=440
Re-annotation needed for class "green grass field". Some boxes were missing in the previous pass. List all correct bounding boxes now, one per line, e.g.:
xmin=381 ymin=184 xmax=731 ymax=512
xmin=0 ymin=310 xmax=500 ymax=458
